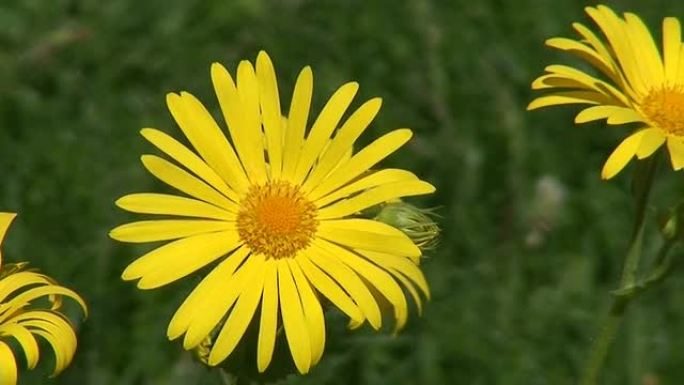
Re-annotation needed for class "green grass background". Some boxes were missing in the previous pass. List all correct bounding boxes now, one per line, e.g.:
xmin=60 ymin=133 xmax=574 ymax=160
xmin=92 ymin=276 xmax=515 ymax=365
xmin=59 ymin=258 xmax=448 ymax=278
xmin=2 ymin=0 xmax=684 ymax=384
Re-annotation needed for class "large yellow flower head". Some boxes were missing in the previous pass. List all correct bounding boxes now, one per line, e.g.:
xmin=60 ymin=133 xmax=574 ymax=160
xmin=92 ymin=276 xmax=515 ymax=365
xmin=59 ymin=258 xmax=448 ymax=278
xmin=529 ymin=5 xmax=684 ymax=179
xmin=0 ymin=213 xmax=87 ymax=385
xmin=110 ymin=51 xmax=434 ymax=374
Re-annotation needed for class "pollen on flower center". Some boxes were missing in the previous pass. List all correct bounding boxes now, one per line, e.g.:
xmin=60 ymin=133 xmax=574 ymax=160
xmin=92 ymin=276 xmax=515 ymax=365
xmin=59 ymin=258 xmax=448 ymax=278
xmin=642 ymin=86 xmax=684 ymax=136
xmin=237 ymin=181 xmax=318 ymax=259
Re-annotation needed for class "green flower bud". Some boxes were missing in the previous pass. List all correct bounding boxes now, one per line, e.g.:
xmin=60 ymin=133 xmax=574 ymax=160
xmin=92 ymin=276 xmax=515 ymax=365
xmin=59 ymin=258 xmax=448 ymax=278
xmin=374 ymin=201 xmax=440 ymax=250
xmin=659 ymin=202 xmax=684 ymax=241
xmin=0 ymin=262 xmax=29 ymax=279
xmin=193 ymin=335 xmax=213 ymax=365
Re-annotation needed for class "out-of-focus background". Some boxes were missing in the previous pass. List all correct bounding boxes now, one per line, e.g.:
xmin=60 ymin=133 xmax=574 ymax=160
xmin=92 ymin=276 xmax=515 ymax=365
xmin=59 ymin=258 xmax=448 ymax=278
xmin=2 ymin=0 xmax=684 ymax=384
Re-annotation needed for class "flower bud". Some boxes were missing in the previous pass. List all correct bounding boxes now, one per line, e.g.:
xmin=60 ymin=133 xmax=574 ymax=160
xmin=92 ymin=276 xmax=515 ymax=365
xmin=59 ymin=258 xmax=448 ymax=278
xmin=659 ymin=202 xmax=684 ymax=241
xmin=374 ymin=201 xmax=440 ymax=250
xmin=0 ymin=262 xmax=29 ymax=279
xmin=193 ymin=335 xmax=213 ymax=365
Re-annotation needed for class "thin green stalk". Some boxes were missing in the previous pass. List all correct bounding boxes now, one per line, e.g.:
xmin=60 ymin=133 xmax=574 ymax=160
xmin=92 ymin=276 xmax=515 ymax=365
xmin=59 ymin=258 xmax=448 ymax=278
xmin=578 ymin=157 xmax=658 ymax=385
xmin=638 ymin=242 xmax=680 ymax=289
xmin=612 ymin=238 xmax=678 ymax=297
xmin=578 ymin=229 xmax=644 ymax=385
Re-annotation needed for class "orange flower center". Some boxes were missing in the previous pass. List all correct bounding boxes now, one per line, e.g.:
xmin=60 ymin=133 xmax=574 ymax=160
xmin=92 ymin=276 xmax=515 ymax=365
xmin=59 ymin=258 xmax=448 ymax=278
xmin=642 ymin=86 xmax=684 ymax=136
xmin=237 ymin=181 xmax=318 ymax=259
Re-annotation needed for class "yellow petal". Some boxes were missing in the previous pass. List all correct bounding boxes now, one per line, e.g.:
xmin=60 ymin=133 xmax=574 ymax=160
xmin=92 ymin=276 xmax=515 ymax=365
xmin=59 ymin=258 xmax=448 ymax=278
xmin=115 ymin=193 xmax=235 ymax=221
xmin=182 ymin=250 xmax=260 ymax=350
xmin=208 ymin=256 xmax=266 ymax=365
xmin=308 ymin=129 xmax=413 ymax=201
xmin=358 ymin=249 xmax=430 ymax=299
xmin=316 ymin=239 xmax=408 ymax=331
xmin=385 ymin=267 xmax=423 ymax=315
xmin=307 ymin=243 xmax=382 ymax=329
xmin=296 ymin=253 xmax=364 ymax=325
xmin=0 ymin=213 xmax=16 ymax=247
xmin=575 ymin=105 xmax=642 ymax=124
xmin=587 ymin=6 xmax=648 ymax=95
xmin=663 ymin=17 xmax=681 ymax=82
xmin=277 ymin=260 xmax=312 ymax=374
xmin=166 ymin=93 xmax=249 ymax=194
xmin=121 ymin=231 xmax=239 ymax=286
xmin=110 ymin=220 xmax=234 ymax=243
xmin=636 ymin=128 xmax=665 ymax=159
xmin=0 ymin=272 xmax=51 ymax=304
xmin=679 ymin=45 xmax=684 ymax=82
xmin=140 ymin=128 xmax=240 ymax=201
xmin=141 ymin=155 xmax=238 ymax=212
xmin=292 ymin=82 xmax=359 ymax=185
xmin=527 ymin=91 xmax=609 ymax=110
xmin=315 ymin=169 xmax=418 ymax=208
xmin=167 ymin=246 xmax=250 ymax=340
xmin=211 ymin=62 xmax=267 ymax=184
xmin=316 ymin=219 xmax=421 ymax=259
xmin=623 ymin=12 xmax=664 ymax=86
xmin=531 ymin=74 xmax=581 ymax=90
xmin=542 ymin=65 xmax=629 ymax=105
xmin=256 ymin=51 xmax=284 ymax=179
xmin=288 ymin=259 xmax=325 ymax=365
xmin=0 ymin=286 xmax=87 ymax=324
xmin=0 ymin=324 xmax=39 ymax=369
xmin=302 ymin=97 xmax=382 ymax=192
xmin=571 ymin=22 xmax=627 ymax=88
xmin=667 ymin=137 xmax=684 ymax=170
xmin=531 ymin=74 xmax=628 ymax=105
xmin=0 ymin=212 xmax=16 ymax=265
xmin=316 ymin=180 xmax=435 ymax=220
xmin=544 ymin=37 xmax=618 ymax=82
xmin=282 ymin=66 xmax=313 ymax=180
xmin=256 ymin=259 xmax=279 ymax=372
xmin=0 ymin=341 xmax=17 ymax=385
xmin=606 ymin=109 xmax=644 ymax=125
xmin=601 ymin=130 xmax=644 ymax=179
xmin=14 ymin=311 xmax=78 ymax=374
xmin=237 ymin=60 xmax=269 ymax=185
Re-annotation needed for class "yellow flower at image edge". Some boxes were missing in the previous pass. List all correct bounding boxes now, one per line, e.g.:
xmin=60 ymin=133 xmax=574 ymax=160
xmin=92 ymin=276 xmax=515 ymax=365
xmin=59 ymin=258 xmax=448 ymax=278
xmin=0 ymin=213 xmax=87 ymax=385
xmin=110 ymin=51 xmax=434 ymax=374
xmin=529 ymin=5 xmax=684 ymax=179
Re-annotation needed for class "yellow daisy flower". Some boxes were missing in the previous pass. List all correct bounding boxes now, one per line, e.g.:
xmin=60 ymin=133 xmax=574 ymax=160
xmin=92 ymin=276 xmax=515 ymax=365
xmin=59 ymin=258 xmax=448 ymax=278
xmin=0 ymin=213 xmax=87 ymax=385
xmin=110 ymin=51 xmax=434 ymax=374
xmin=528 ymin=5 xmax=684 ymax=179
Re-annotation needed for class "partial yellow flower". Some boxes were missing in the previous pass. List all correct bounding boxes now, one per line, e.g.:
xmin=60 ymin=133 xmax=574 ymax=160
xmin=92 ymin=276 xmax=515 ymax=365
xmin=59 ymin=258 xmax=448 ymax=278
xmin=0 ymin=213 xmax=14 ymax=266
xmin=110 ymin=51 xmax=434 ymax=374
xmin=0 ymin=213 xmax=87 ymax=385
xmin=528 ymin=5 xmax=684 ymax=179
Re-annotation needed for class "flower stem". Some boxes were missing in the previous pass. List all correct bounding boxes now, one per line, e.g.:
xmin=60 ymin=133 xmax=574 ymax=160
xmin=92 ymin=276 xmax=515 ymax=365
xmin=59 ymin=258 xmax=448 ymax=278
xmin=578 ymin=157 xmax=658 ymax=385
xmin=611 ymin=238 xmax=678 ymax=298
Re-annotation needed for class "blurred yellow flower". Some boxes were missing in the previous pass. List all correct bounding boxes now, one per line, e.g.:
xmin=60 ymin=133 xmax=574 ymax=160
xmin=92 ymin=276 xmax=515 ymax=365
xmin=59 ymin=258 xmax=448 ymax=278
xmin=0 ymin=213 xmax=87 ymax=385
xmin=110 ymin=51 xmax=433 ymax=374
xmin=529 ymin=5 xmax=684 ymax=179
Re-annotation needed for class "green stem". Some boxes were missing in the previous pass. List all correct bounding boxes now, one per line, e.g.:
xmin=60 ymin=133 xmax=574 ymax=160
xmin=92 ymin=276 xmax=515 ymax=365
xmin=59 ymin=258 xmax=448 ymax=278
xmin=578 ymin=157 xmax=658 ymax=385
xmin=578 ymin=229 xmax=644 ymax=385
xmin=640 ymin=242 xmax=680 ymax=288
xmin=611 ymin=238 xmax=678 ymax=297
xmin=651 ymin=237 xmax=674 ymax=267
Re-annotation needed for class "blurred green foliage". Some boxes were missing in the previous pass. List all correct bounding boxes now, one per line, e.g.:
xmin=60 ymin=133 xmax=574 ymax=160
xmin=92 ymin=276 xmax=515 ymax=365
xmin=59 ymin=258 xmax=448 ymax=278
xmin=2 ymin=0 xmax=684 ymax=384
